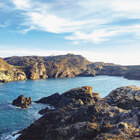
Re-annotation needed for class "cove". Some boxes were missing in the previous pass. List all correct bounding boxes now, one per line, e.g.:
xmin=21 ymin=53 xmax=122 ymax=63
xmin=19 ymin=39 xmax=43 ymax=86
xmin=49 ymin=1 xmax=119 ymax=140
xmin=0 ymin=76 xmax=140 ymax=139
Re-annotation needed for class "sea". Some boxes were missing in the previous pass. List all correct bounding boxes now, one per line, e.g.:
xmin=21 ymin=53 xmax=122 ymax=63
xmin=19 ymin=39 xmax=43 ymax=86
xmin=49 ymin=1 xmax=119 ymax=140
xmin=0 ymin=76 xmax=140 ymax=140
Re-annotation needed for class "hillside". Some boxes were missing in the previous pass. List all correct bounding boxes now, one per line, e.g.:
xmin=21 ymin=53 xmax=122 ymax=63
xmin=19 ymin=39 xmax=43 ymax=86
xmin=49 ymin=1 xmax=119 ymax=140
xmin=4 ymin=54 xmax=96 ymax=79
xmin=2 ymin=54 xmax=140 ymax=81
xmin=124 ymin=65 xmax=140 ymax=80
xmin=0 ymin=58 xmax=27 ymax=82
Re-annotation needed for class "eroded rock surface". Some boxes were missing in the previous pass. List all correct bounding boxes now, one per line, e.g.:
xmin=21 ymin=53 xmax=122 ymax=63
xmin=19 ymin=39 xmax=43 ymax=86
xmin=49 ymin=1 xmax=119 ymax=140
xmin=0 ymin=58 xmax=27 ymax=83
xmin=105 ymin=85 xmax=140 ymax=109
xmin=35 ymin=86 xmax=99 ymax=109
xmin=16 ymin=86 xmax=140 ymax=140
xmin=12 ymin=95 xmax=32 ymax=108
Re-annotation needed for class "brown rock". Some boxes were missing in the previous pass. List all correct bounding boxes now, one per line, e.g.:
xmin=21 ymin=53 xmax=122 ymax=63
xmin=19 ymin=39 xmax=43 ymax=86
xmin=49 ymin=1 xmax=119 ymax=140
xmin=12 ymin=95 xmax=32 ymax=108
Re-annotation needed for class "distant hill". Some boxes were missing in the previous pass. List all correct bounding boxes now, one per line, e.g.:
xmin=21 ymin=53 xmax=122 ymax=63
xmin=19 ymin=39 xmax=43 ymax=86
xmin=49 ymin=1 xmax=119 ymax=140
xmin=1 ymin=54 xmax=140 ymax=82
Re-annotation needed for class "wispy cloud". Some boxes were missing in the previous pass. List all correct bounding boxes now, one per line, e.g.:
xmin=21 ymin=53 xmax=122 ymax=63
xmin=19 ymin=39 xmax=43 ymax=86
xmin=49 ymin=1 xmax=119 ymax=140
xmin=65 ymin=25 xmax=140 ymax=44
xmin=1 ymin=0 xmax=140 ymax=44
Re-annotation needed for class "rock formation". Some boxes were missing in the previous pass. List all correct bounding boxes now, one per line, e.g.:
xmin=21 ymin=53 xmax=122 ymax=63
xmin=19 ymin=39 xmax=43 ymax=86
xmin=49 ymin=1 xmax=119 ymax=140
xmin=124 ymin=66 xmax=140 ymax=80
xmin=16 ymin=86 xmax=140 ymax=140
xmin=105 ymin=85 xmax=140 ymax=109
xmin=4 ymin=54 xmax=94 ymax=79
xmin=12 ymin=95 xmax=32 ymax=108
xmin=35 ymin=86 xmax=99 ymax=109
xmin=2 ymin=54 xmax=140 ymax=81
xmin=0 ymin=58 xmax=27 ymax=83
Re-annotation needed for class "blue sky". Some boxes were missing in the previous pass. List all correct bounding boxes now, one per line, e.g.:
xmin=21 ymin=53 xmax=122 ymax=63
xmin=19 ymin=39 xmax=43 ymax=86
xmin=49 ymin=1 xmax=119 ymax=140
xmin=0 ymin=0 xmax=140 ymax=65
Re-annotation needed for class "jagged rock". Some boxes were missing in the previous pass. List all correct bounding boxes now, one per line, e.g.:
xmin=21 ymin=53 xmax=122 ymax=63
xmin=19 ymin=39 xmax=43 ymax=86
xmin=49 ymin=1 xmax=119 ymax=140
xmin=35 ymin=86 xmax=100 ymax=108
xmin=105 ymin=85 xmax=140 ymax=109
xmin=12 ymin=95 xmax=32 ymax=108
xmin=38 ymin=107 xmax=53 ymax=115
xmin=35 ymin=93 xmax=61 ymax=107
xmin=16 ymin=86 xmax=140 ymax=140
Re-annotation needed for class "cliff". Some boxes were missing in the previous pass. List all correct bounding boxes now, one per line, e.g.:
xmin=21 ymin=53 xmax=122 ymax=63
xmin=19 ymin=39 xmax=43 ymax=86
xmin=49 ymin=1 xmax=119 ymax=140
xmin=124 ymin=65 xmax=140 ymax=80
xmin=4 ymin=54 xmax=95 ymax=79
xmin=0 ymin=58 xmax=27 ymax=83
xmin=2 ymin=54 xmax=140 ymax=81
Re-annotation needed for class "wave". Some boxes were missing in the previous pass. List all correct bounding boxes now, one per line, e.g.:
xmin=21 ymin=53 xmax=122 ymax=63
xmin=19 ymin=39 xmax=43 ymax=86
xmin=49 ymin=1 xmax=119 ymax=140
xmin=1 ymin=131 xmax=21 ymax=140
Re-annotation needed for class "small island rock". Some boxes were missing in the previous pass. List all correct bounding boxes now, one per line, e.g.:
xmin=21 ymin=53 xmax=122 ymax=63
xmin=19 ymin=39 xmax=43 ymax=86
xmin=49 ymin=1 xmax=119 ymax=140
xmin=12 ymin=95 xmax=32 ymax=108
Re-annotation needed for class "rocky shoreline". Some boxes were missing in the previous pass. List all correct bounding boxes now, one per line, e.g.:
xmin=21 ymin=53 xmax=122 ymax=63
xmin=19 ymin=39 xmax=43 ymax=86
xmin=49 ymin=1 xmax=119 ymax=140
xmin=0 ymin=54 xmax=139 ymax=83
xmin=14 ymin=85 xmax=140 ymax=140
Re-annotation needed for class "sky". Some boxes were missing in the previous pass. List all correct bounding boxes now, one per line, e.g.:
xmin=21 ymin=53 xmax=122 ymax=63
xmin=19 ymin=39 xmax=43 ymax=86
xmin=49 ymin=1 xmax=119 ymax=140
xmin=0 ymin=0 xmax=140 ymax=65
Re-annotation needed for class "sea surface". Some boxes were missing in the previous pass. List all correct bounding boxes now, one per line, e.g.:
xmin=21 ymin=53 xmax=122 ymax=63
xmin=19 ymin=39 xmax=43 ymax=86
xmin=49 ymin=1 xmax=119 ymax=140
xmin=0 ymin=76 xmax=140 ymax=140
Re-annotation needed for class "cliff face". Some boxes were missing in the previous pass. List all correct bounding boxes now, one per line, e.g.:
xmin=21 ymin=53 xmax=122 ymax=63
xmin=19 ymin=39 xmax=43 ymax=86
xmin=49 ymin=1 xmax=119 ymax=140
xmin=3 ymin=54 xmax=140 ymax=81
xmin=4 ymin=54 xmax=96 ymax=79
xmin=0 ymin=58 xmax=27 ymax=82
xmin=88 ymin=62 xmax=128 ymax=76
xmin=124 ymin=66 xmax=140 ymax=80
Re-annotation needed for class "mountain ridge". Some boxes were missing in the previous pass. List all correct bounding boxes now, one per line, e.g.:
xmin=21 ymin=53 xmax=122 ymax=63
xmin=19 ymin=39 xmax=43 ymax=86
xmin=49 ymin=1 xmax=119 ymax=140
xmin=0 ymin=54 xmax=139 ymax=82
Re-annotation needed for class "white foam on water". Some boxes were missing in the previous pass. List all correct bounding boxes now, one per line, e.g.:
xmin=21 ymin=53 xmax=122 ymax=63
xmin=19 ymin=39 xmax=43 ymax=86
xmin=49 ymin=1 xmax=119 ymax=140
xmin=8 ymin=104 xmax=21 ymax=109
xmin=1 ymin=131 xmax=21 ymax=140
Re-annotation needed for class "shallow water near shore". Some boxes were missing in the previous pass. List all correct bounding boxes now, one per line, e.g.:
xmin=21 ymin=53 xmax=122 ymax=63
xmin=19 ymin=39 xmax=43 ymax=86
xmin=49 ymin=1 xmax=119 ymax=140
xmin=0 ymin=76 xmax=140 ymax=139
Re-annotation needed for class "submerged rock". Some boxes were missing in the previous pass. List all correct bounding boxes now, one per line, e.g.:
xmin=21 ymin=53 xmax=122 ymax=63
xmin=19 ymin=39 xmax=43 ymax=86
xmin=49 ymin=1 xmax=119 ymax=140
xmin=16 ymin=86 xmax=140 ymax=140
xmin=12 ymin=95 xmax=32 ymax=108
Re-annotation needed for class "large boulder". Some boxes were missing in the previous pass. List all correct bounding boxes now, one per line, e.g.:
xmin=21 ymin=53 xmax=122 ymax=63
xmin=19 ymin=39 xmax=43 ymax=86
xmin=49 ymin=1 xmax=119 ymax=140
xmin=105 ymin=85 xmax=140 ymax=109
xmin=12 ymin=95 xmax=32 ymax=108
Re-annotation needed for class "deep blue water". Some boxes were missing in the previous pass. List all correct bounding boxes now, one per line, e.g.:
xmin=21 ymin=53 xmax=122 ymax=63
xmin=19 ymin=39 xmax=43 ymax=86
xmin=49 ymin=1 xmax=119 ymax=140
xmin=0 ymin=76 xmax=140 ymax=139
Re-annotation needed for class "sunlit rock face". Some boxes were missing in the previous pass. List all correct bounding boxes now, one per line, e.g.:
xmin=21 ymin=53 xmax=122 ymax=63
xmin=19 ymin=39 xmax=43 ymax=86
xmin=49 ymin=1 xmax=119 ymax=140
xmin=3 ymin=54 xmax=96 ymax=79
xmin=3 ymin=54 xmax=140 ymax=80
xmin=29 ymin=62 xmax=48 ymax=80
xmin=0 ymin=58 xmax=27 ymax=83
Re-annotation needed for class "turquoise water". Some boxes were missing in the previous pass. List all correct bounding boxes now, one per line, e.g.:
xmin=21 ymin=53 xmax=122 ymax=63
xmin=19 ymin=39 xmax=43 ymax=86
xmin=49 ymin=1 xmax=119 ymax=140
xmin=0 ymin=76 xmax=140 ymax=139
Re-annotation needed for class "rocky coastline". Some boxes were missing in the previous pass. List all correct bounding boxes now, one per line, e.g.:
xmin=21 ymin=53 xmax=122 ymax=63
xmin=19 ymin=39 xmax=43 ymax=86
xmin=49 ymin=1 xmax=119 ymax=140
xmin=15 ymin=85 xmax=140 ymax=140
xmin=0 ymin=54 xmax=140 ymax=83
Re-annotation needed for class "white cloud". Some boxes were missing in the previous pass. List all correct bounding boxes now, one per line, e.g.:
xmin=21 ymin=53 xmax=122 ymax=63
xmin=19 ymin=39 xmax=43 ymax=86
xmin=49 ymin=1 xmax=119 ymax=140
xmin=65 ymin=30 xmax=118 ymax=44
xmin=113 ymin=1 xmax=140 ymax=11
xmin=5 ymin=0 xmax=140 ymax=43
xmin=13 ymin=0 xmax=31 ymax=10
xmin=65 ymin=25 xmax=140 ymax=43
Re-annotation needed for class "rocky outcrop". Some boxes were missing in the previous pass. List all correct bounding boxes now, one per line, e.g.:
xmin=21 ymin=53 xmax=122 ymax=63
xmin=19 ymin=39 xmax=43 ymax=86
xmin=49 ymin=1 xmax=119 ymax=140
xmin=35 ymin=93 xmax=61 ymax=107
xmin=16 ymin=86 xmax=140 ymax=140
xmin=0 ymin=58 xmax=27 ymax=83
xmin=35 ymin=86 xmax=99 ymax=109
xmin=12 ymin=95 xmax=32 ymax=108
xmin=105 ymin=85 xmax=140 ymax=109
